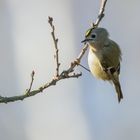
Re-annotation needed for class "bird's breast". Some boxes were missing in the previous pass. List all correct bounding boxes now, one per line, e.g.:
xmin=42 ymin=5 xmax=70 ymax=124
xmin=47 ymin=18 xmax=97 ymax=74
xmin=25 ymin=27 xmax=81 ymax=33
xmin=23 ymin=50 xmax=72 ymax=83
xmin=88 ymin=49 xmax=110 ymax=80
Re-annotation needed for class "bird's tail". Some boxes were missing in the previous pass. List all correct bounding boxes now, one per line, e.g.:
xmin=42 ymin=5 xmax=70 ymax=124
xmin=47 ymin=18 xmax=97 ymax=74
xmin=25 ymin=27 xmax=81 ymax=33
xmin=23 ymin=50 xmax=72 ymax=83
xmin=112 ymin=79 xmax=123 ymax=103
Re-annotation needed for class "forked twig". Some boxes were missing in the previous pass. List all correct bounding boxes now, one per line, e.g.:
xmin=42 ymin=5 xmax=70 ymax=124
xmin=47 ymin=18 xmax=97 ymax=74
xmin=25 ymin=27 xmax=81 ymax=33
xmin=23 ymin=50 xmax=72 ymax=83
xmin=0 ymin=0 xmax=108 ymax=104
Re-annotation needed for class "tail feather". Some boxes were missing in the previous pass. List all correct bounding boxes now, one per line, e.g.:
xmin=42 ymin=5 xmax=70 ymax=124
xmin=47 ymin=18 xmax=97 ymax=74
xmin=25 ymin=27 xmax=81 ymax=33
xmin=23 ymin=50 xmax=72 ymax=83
xmin=109 ymin=73 xmax=123 ymax=102
xmin=113 ymin=81 xmax=123 ymax=103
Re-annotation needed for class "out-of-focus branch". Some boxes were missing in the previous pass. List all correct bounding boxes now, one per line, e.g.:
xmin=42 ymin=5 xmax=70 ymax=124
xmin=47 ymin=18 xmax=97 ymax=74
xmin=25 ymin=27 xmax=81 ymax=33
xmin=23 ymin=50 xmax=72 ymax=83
xmin=0 ymin=0 xmax=108 ymax=104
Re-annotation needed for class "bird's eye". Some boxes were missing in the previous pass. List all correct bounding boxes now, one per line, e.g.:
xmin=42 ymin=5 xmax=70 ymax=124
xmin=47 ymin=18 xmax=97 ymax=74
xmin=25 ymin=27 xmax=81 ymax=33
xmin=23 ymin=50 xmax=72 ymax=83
xmin=91 ymin=34 xmax=96 ymax=39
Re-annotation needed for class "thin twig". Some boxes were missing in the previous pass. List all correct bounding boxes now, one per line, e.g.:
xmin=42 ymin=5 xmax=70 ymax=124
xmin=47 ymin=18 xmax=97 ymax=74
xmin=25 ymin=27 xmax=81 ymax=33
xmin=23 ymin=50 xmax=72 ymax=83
xmin=67 ymin=44 xmax=89 ymax=74
xmin=92 ymin=0 xmax=107 ymax=27
xmin=48 ymin=16 xmax=60 ymax=77
xmin=79 ymin=64 xmax=90 ymax=72
xmin=27 ymin=70 xmax=35 ymax=93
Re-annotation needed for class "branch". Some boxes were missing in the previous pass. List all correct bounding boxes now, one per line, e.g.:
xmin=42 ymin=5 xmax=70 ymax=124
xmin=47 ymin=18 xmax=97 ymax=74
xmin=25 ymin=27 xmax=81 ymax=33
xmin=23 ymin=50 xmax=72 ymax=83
xmin=48 ymin=17 xmax=60 ymax=77
xmin=92 ymin=0 xmax=107 ymax=27
xmin=0 ymin=71 xmax=82 ymax=103
xmin=0 ymin=17 xmax=86 ymax=104
xmin=27 ymin=70 xmax=35 ymax=93
xmin=0 ymin=0 xmax=108 ymax=104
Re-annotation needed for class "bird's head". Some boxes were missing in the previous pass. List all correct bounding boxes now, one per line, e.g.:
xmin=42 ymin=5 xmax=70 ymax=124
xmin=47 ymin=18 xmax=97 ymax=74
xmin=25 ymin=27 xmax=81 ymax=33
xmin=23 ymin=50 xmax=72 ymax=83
xmin=82 ymin=27 xmax=109 ymax=51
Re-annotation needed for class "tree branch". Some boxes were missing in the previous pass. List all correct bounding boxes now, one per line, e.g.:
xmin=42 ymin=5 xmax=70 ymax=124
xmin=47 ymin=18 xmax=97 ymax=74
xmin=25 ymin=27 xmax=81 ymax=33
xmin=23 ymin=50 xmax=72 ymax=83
xmin=27 ymin=70 xmax=35 ymax=93
xmin=92 ymin=0 xmax=107 ymax=27
xmin=48 ymin=17 xmax=60 ymax=77
xmin=0 ymin=0 xmax=108 ymax=104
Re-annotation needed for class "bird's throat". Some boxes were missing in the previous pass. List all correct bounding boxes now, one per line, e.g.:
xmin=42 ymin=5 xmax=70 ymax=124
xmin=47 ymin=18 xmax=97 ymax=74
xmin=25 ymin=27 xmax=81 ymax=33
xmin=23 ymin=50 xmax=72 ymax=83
xmin=89 ymin=45 xmax=97 ymax=52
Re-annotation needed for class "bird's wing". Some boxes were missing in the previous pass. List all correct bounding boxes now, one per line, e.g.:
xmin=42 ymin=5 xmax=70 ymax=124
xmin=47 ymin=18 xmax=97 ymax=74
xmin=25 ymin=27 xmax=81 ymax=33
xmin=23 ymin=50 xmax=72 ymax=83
xmin=100 ymin=60 xmax=120 ymax=77
xmin=100 ymin=61 xmax=123 ymax=102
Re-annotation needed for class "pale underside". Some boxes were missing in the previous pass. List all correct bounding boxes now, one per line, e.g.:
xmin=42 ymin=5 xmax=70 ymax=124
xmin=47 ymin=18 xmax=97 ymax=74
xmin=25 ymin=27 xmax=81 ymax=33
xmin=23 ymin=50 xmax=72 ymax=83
xmin=88 ymin=48 xmax=110 ymax=80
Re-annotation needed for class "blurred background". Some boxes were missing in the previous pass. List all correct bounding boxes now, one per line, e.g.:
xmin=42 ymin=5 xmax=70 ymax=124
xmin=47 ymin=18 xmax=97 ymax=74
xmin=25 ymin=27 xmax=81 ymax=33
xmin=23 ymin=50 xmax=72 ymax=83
xmin=0 ymin=0 xmax=140 ymax=140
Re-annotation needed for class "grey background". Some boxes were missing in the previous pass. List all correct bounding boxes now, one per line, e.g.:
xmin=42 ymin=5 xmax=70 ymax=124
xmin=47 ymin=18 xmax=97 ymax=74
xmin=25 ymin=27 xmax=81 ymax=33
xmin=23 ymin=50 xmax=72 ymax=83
xmin=0 ymin=0 xmax=140 ymax=140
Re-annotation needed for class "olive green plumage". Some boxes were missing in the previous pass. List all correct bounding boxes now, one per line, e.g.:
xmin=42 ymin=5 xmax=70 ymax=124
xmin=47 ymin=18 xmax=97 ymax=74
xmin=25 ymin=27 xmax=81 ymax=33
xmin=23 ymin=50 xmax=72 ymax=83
xmin=82 ymin=27 xmax=123 ymax=102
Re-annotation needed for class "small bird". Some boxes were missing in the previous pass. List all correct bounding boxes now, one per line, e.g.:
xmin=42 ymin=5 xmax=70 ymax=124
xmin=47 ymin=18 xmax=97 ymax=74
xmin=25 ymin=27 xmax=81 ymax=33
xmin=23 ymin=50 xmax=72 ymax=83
xmin=82 ymin=27 xmax=123 ymax=102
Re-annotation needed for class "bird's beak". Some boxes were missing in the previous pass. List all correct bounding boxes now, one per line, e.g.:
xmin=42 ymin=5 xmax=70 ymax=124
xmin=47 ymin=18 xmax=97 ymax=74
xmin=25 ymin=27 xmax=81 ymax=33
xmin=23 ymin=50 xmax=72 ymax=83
xmin=81 ymin=39 xmax=87 ymax=43
xmin=81 ymin=38 xmax=92 ymax=43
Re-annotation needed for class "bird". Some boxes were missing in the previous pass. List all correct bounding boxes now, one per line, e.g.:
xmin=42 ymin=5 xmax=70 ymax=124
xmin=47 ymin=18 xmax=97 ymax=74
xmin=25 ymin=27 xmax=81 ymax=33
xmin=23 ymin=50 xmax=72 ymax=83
xmin=82 ymin=27 xmax=123 ymax=102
